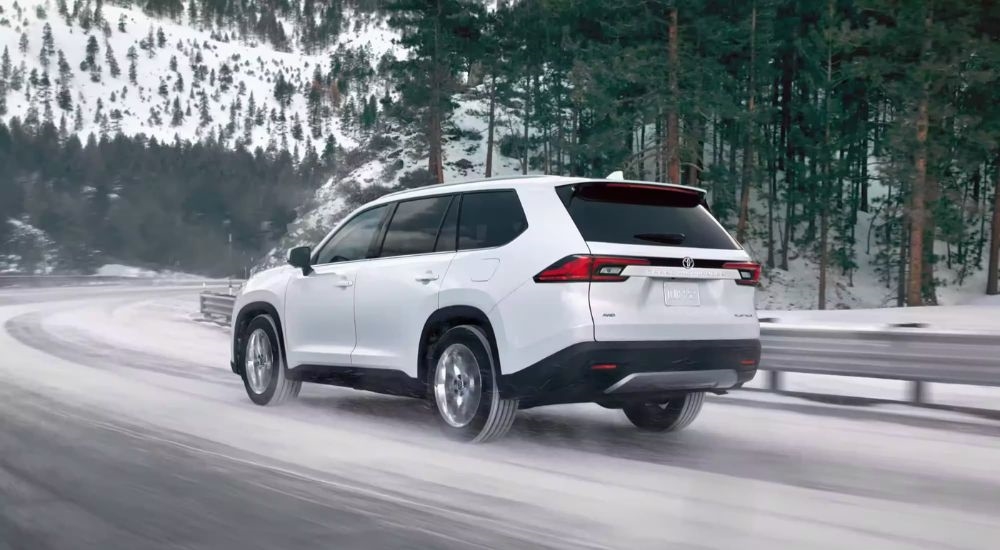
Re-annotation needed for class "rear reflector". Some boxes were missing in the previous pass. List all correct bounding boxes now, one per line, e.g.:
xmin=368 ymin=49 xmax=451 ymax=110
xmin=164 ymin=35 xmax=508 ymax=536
xmin=739 ymin=359 xmax=757 ymax=366
xmin=591 ymin=363 xmax=618 ymax=371
xmin=534 ymin=255 xmax=650 ymax=283
xmin=722 ymin=262 xmax=762 ymax=286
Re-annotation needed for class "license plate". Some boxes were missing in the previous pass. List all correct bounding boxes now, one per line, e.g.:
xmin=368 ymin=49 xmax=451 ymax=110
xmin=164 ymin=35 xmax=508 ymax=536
xmin=664 ymin=282 xmax=701 ymax=306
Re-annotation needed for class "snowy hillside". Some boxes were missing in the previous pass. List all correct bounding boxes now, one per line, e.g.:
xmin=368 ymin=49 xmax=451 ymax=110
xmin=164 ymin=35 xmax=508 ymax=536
xmin=0 ymin=0 xmax=394 ymax=154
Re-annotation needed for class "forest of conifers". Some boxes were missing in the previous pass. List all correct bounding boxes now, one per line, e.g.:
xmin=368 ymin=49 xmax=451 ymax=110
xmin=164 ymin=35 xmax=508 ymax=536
xmin=388 ymin=0 xmax=1000 ymax=306
xmin=1 ymin=0 xmax=998 ymax=306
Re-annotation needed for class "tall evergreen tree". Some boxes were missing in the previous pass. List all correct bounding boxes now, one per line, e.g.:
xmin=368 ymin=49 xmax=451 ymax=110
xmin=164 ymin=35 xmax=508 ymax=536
xmin=387 ymin=0 xmax=486 ymax=182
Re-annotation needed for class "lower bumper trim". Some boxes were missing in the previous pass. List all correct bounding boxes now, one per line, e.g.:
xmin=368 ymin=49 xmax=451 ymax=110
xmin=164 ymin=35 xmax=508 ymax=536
xmin=604 ymin=369 xmax=738 ymax=394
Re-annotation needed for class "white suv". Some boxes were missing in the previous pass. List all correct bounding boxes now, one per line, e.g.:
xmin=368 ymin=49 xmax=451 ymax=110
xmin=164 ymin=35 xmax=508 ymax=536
xmin=230 ymin=175 xmax=760 ymax=442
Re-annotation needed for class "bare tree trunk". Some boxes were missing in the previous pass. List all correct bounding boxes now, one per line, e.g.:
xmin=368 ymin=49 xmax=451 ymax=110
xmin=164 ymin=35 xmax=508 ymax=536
xmin=907 ymin=9 xmax=932 ymax=306
xmin=689 ymin=117 xmax=703 ymax=186
xmin=818 ymin=0 xmax=833 ymax=310
xmin=428 ymin=0 xmax=445 ymax=183
xmin=484 ymin=75 xmax=496 ymax=178
xmin=522 ymin=74 xmax=531 ymax=175
xmin=988 ymin=152 xmax=1000 ymax=294
xmin=638 ymin=121 xmax=646 ymax=180
xmin=666 ymin=6 xmax=681 ymax=184
xmin=897 ymin=220 xmax=907 ymax=307
xmin=655 ymin=115 xmax=663 ymax=182
xmin=736 ymin=1 xmax=757 ymax=244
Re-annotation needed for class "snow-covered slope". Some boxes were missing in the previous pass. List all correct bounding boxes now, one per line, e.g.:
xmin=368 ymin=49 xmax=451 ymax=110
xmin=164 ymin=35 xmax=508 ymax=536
xmin=0 ymin=1 xmax=393 ymax=153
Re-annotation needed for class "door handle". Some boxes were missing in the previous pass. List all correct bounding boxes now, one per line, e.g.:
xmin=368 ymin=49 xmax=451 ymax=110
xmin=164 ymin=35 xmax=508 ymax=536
xmin=415 ymin=272 xmax=439 ymax=283
xmin=334 ymin=278 xmax=353 ymax=288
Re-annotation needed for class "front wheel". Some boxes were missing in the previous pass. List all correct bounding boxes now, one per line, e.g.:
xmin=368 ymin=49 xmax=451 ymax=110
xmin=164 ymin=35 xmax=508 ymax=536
xmin=622 ymin=392 xmax=705 ymax=432
xmin=240 ymin=314 xmax=301 ymax=406
xmin=429 ymin=325 xmax=517 ymax=443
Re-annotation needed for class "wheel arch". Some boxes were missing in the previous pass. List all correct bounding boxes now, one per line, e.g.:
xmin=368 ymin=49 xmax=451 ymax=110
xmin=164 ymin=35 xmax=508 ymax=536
xmin=232 ymin=301 xmax=287 ymax=376
xmin=418 ymin=306 xmax=501 ymax=385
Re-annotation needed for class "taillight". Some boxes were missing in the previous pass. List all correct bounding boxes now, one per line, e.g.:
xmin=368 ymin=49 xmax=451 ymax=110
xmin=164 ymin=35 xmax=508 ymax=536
xmin=534 ymin=255 xmax=650 ymax=283
xmin=723 ymin=262 xmax=761 ymax=286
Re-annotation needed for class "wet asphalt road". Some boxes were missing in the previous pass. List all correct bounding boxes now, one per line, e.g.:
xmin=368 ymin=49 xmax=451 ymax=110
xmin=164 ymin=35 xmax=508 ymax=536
xmin=2 ymin=285 xmax=999 ymax=549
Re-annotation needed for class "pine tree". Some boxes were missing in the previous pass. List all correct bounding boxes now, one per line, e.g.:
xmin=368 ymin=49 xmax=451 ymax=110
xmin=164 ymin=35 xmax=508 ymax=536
xmin=105 ymin=42 xmax=121 ymax=78
xmin=1 ymin=47 xmax=10 ymax=84
xmin=169 ymin=56 xmax=178 ymax=72
xmin=291 ymin=113 xmax=304 ymax=141
xmin=118 ymin=14 xmax=127 ymax=33
xmin=157 ymin=27 xmax=167 ymax=49
xmin=171 ymin=96 xmax=184 ymax=126
xmin=159 ymin=78 xmax=168 ymax=97
xmin=307 ymin=69 xmax=324 ymax=139
xmin=19 ymin=33 xmax=29 ymax=54
xmin=40 ymin=24 xmax=55 ymax=68
xmin=127 ymin=46 xmax=138 ymax=85
xmin=219 ymin=63 xmax=232 ymax=91
xmin=74 ymin=104 xmax=84 ymax=131
xmin=59 ymin=114 xmax=69 ymax=141
xmin=386 ymin=0 xmax=486 ymax=182
xmin=198 ymin=91 xmax=211 ymax=127
xmin=322 ymin=134 xmax=337 ymax=170
xmin=57 ymin=50 xmax=72 ymax=86
xmin=57 ymin=86 xmax=72 ymax=111
xmin=82 ymin=36 xmax=100 ymax=71
xmin=110 ymin=109 xmax=122 ymax=135
xmin=94 ymin=0 xmax=104 ymax=26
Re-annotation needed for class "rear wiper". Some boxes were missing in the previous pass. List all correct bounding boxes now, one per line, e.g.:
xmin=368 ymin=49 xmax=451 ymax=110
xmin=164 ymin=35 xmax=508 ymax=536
xmin=634 ymin=233 xmax=686 ymax=245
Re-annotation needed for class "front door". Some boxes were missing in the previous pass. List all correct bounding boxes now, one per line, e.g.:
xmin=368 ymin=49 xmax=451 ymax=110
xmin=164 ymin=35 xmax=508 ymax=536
xmin=283 ymin=204 xmax=390 ymax=368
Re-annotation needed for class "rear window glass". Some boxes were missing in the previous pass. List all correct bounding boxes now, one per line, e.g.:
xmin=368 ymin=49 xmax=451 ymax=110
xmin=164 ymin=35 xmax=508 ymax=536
xmin=458 ymin=190 xmax=528 ymax=250
xmin=556 ymin=183 xmax=738 ymax=250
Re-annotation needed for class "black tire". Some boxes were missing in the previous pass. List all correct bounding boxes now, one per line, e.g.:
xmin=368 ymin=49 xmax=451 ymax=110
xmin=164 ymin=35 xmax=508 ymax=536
xmin=239 ymin=314 xmax=301 ymax=406
xmin=428 ymin=325 xmax=517 ymax=443
xmin=622 ymin=392 xmax=705 ymax=432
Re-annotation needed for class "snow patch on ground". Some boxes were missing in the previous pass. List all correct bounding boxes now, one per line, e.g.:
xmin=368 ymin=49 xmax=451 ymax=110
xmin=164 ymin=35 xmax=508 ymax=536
xmin=94 ymin=263 xmax=201 ymax=279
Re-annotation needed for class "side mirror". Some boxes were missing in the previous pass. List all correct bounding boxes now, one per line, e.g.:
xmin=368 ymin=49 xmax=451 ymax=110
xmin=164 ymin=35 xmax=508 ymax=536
xmin=287 ymin=246 xmax=313 ymax=275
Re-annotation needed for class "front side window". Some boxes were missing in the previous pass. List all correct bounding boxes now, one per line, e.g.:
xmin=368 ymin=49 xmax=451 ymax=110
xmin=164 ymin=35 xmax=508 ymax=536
xmin=379 ymin=195 xmax=454 ymax=258
xmin=457 ymin=190 xmax=527 ymax=250
xmin=314 ymin=205 xmax=389 ymax=264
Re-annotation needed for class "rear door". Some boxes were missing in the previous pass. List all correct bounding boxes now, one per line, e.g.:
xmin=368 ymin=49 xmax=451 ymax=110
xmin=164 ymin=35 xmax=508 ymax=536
xmin=352 ymin=194 xmax=457 ymax=376
xmin=556 ymin=182 xmax=759 ymax=342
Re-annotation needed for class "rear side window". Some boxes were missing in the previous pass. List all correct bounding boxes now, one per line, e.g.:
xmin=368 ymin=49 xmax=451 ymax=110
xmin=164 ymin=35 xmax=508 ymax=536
xmin=379 ymin=195 xmax=453 ymax=257
xmin=556 ymin=183 xmax=738 ymax=250
xmin=458 ymin=190 xmax=528 ymax=250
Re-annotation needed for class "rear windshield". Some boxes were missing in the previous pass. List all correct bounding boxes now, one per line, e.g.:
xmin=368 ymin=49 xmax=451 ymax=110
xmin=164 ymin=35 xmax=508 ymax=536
xmin=556 ymin=183 xmax=739 ymax=250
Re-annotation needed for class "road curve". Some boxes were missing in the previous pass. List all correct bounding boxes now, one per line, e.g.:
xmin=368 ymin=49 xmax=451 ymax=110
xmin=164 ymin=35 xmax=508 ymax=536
xmin=1 ymin=285 xmax=999 ymax=550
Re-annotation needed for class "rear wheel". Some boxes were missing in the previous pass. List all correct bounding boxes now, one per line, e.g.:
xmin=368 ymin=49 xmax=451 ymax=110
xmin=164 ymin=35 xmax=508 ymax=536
xmin=429 ymin=325 xmax=517 ymax=443
xmin=622 ymin=392 xmax=704 ymax=432
xmin=240 ymin=315 xmax=301 ymax=406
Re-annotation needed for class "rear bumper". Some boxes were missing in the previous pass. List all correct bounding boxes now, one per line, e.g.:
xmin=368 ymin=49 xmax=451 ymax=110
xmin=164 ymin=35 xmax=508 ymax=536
xmin=498 ymin=339 xmax=760 ymax=408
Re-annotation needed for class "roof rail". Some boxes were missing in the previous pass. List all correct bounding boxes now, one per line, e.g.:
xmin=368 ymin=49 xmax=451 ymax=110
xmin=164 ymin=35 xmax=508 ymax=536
xmin=379 ymin=173 xmax=551 ymax=199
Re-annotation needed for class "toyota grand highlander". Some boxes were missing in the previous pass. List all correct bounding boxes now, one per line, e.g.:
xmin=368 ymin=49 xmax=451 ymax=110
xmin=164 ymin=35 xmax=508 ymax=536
xmin=230 ymin=175 xmax=761 ymax=442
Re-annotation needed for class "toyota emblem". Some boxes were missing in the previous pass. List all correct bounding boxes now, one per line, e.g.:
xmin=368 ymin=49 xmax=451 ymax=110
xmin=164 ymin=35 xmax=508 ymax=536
xmin=682 ymin=257 xmax=695 ymax=269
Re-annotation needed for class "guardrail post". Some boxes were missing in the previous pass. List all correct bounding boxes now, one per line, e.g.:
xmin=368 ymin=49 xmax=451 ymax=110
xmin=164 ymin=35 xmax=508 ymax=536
xmin=769 ymin=370 xmax=782 ymax=392
xmin=910 ymin=381 xmax=926 ymax=404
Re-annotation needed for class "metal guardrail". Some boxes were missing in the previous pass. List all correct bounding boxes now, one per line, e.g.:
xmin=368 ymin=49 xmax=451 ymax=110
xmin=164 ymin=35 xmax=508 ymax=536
xmin=200 ymin=290 xmax=1000 ymax=406
xmin=760 ymin=325 xmax=1000 ymax=404
xmin=200 ymin=292 xmax=238 ymax=322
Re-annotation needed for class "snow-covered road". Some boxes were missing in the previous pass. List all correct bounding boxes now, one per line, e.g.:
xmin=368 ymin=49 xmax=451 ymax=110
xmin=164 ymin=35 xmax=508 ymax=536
xmin=2 ymin=286 xmax=999 ymax=549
